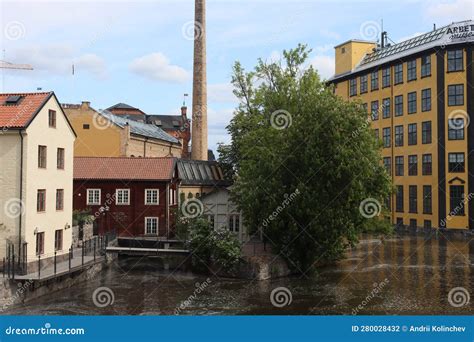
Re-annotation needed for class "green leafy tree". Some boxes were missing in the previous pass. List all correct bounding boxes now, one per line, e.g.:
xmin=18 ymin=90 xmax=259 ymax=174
xmin=226 ymin=44 xmax=391 ymax=273
xmin=180 ymin=217 xmax=241 ymax=273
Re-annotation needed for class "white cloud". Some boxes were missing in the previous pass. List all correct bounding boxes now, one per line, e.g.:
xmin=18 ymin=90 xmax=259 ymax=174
xmin=425 ymin=0 xmax=473 ymax=23
xmin=319 ymin=29 xmax=341 ymax=40
xmin=208 ymin=83 xmax=237 ymax=104
xmin=6 ymin=44 xmax=107 ymax=78
xmin=74 ymin=54 xmax=107 ymax=78
xmin=129 ymin=53 xmax=189 ymax=83
xmin=310 ymin=55 xmax=335 ymax=80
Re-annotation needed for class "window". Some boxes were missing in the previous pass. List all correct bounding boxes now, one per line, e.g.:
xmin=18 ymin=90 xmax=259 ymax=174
xmin=394 ymin=64 xmax=403 ymax=84
xmin=145 ymin=189 xmax=159 ymax=205
xmin=448 ymin=118 xmax=465 ymax=140
xmin=394 ymin=95 xmax=403 ymax=116
xmin=360 ymin=75 xmax=368 ymax=94
xmin=395 ymin=125 xmax=404 ymax=147
xmin=83 ymin=124 xmax=90 ymax=130
xmin=422 ymin=154 xmax=432 ymax=175
xmin=371 ymin=101 xmax=379 ymax=121
xmin=450 ymin=185 xmax=465 ymax=216
xmin=57 ymin=148 xmax=65 ymax=170
xmin=228 ymin=214 xmax=240 ymax=233
xmin=382 ymin=67 xmax=391 ymax=88
xmin=422 ymin=121 xmax=432 ymax=144
xmin=408 ymin=155 xmax=418 ymax=176
xmin=409 ymin=219 xmax=417 ymax=229
xmin=54 ymin=229 xmax=63 ymax=251
xmin=371 ymin=70 xmax=379 ymax=90
xmin=362 ymin=103 xmax=368 ymax=113
xmin=48 ymin=110 xmax=56 ymax=128
xmin=383 ymin=157 xmax=391 ymax=175
xmin=408 ymin=123 xmax=417 ymax=145
xmin=421 ymin=89 xmax=431 ymax=112
xmin=56 ymin=189 xmax=64 ymax=210
xmin=407 ymin=60 xmax=417 ymax=81
xmin=407 ymin=92 xmax=417 ymax=114
xmin=396 ymin=217 xmax=404 ymax=227
xmin=423 ymin=185 xmax=432 ymax=214
xmin=206 ymin=215 xmax=215 ymax=228
xmin=38 ymin=145 xmax=47 ymax=168
xmin=395 ymin=156 xmax=404 ymax=176
xmin=349 ymin=78 xmax=357 ymax=96
xmin=421 ymin=55 xmax=431 ymax=77
xmin=382 ymin=127 xmax=391 ymax=148
xmin=448 ymin=84 xmax=464 ymax=106
xmin=396 ymin=186 xmax=404 ymax=212
xmin=448 ymin=153 xmax=465 ymax=172
xmin=382 ymin=98 xmax=391 ymax=118
xmin=36 ymin=232 xmax=45 ymax=255
xmin=424 ymin=220 xmax=432 ymax=229
xmin=409 ymin=185 xmax=417 ymax=213
xmin=37 ymin=189 xmax=46 ymax=212
xmin=374 ymin=128 xmax=379 ymax=140
xmin=145 ymin=217 xmax=158 ymax=235
xmin=116 ymin=189 xmax=130 ymax=205
xmin=447 ymin=50 xmax=463 ymax=72
xmin=87 ymin=189 xmax=101 ymax=205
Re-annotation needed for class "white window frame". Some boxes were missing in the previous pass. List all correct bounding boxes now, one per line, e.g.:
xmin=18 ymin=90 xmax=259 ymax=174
xmin=145 ymin=189 xmax=159 ymax=205
xmin=145 ymin=217 xmax=158 ymax=235
xmin=116 ymin=189 xmax=130 ymax=205
xmin=87 ymin=189 xmax=101 ymax=205
xmin=228 ymin=214 xmax=241 ymax=233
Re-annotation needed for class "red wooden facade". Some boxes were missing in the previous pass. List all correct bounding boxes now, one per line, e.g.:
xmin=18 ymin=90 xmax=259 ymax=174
xmin=73 ymin=157 xmax=179 ymax=238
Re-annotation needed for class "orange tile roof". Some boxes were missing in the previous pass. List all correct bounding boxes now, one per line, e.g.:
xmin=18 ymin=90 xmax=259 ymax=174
xmin=74 ymin=157 xmax=177 ymax=181
xmin=0 ymin=92 xmax=52 ymax=128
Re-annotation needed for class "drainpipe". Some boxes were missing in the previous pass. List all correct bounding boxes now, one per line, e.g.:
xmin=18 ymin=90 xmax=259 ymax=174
xmin=166 ymin=183 xmax=170 ymax=238
xmin=18 ymin=130 xmax=24 ymax=266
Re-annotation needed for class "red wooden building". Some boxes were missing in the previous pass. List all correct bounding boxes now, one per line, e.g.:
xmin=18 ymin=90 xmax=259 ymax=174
xmin=73 ymin=157 xmax=180 ymax=238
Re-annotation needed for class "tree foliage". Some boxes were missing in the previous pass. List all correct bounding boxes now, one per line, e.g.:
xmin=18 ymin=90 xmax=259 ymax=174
xmin=182 ymin=218 xmax=241 ymax=273
xmin=226 ymin=44 xmax=392 ymax=273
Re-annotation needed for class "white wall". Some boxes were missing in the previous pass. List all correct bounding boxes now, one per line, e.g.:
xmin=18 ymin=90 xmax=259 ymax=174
xmin=22 ymin=96 xmax=75 ymax=262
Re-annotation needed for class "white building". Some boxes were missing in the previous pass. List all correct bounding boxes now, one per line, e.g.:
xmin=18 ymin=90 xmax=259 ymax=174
xmin=200 ymin=188 xmax=248 ymax=242
xmin=0 ymin=92 xmax=76 ymax=273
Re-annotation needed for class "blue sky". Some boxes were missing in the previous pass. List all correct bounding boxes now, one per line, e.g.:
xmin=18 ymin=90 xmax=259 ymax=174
xmin=1 ymin=0 xmax=472 ymax=153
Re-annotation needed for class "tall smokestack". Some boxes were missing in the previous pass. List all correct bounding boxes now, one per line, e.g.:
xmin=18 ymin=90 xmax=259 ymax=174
xmin=191 ymin=0 xmax=208 ymax=161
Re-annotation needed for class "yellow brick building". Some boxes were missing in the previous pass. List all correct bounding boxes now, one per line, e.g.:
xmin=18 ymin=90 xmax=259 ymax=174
xmin=63 ymin=102 xmax=182 ymax=158
xmin=329 ymin=20 xmax=474 ymax=231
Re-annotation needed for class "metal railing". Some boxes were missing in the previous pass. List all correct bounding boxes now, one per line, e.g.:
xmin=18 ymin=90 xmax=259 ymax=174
xmin=3 ymin=234 xmax=114 ymax=280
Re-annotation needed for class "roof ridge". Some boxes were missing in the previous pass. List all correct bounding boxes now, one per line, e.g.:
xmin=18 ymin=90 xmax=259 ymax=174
xmin=0 ymin=91 xmax=52 ymax=96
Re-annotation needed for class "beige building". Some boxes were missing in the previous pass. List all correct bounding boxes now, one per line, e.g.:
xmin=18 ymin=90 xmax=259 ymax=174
xmin=201 ymin=188 xmax=248 ymax=242
xmin=63 ymin=102 xmax=182 ymax=158
xmin=0 ymin=92 xmax=76 ymax=272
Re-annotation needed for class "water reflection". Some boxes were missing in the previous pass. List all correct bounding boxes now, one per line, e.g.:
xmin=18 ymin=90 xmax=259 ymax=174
xmin=4 ymin=232 xmax=473 ymax=315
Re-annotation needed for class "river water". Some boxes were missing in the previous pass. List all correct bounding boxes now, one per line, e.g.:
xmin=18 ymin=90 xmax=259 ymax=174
xmin=4 ymin=233 xmax=474 ymax=315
